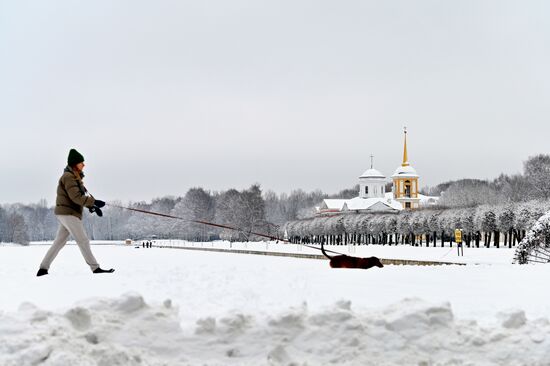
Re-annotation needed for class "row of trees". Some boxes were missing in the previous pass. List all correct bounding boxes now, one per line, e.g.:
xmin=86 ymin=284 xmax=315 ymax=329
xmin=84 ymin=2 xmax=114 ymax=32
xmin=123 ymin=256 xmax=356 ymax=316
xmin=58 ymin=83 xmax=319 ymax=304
xmin=282 ymin=200 xmax=550 ymax=248
xmin=426 ymin=154 xmax=550 ymax=207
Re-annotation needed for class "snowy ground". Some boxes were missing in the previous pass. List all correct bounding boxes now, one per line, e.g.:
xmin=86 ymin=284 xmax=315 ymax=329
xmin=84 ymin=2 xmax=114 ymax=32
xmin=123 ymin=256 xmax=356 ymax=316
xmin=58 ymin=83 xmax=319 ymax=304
xmin=1 ymin=242 xmax=550 ymax=365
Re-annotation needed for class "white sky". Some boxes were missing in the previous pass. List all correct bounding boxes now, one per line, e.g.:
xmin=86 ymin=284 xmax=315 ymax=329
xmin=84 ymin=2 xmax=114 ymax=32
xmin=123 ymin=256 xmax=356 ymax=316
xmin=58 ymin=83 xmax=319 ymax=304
xmin=1 ymin=0 xmax=549 ymax=204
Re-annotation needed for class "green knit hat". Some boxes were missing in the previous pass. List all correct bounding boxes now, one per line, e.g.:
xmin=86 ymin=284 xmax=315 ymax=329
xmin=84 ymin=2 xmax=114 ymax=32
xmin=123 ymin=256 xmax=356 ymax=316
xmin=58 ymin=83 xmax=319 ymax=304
xmin=67 ymin=149 xmax=85 ymax=167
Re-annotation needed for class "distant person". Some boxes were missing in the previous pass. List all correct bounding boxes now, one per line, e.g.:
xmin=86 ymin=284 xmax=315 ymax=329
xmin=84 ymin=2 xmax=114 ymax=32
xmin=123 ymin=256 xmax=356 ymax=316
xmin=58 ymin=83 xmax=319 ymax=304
xmin=36 ymin=149 xmax=115 ymax=276
xmin=142 ymin=242 xmax=145 ymax=248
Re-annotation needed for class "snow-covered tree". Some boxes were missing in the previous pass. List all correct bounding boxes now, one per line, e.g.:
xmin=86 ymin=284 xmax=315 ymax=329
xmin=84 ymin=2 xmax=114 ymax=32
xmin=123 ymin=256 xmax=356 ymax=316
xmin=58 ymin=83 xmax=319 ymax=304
xmin=264 ymin=190 xmax=286 ymax=226
xmin=461 ymin=210 xmax=476 ymax=246
xmin=498 ymin=205 xmax=516 ymax=247
xmin=5 ymin=212 xmax=30 ymax=245
xmin=515 ymin=211 xmax=550 ymax=264
xmin=480 ymin=207 xmax=497 ymax=247
xmin=358 ymin=214 xmax=372 ymax=236
xmin=396 ymin=213 xmax=411 ymax=243
xmin=214 ymin=185 xmax=268 ymax=241
xmin=172 ymin=188 xmax=215 ymax=241
xmin=492 ymin=174 xmax=528 ymax=203
xmin=0 ymin=206 xmax=6 ymax=243
xmin=438 ymin=179 xmax=503 ymax=207
xmin=427 ymin=212 xmax=441 ymax=246
xmin=524 ymin=154 xmax=550 ymax=200
xmin=516 ymin=205 xmax=533 ymax=237
xmin=384 ymin=215 xmax=397 ymax=236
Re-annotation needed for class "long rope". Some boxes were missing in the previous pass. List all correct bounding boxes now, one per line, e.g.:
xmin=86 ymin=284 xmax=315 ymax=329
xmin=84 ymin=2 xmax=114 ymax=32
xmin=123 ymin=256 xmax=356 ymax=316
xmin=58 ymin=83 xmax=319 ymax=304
xmin=106 ymin=203 xmax=345 ymax=256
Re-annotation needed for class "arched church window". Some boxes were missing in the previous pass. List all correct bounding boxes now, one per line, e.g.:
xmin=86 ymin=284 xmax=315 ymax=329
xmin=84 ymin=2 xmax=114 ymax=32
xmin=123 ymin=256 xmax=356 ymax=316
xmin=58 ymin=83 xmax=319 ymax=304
xmin=404 ymin=180 xmax=411 ymax=198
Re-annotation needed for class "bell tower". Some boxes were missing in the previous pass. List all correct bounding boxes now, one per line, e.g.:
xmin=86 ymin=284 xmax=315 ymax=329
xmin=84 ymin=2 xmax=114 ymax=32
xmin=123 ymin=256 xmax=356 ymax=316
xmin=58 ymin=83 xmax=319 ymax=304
xmin=392 ymin=127 xmax=420 ymax=209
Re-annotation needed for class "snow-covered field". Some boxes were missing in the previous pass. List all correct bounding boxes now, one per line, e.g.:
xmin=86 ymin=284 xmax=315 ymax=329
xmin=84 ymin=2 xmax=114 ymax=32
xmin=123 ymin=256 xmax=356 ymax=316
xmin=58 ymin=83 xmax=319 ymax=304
xmin=1 ymin=242 xmax=550 ymax=365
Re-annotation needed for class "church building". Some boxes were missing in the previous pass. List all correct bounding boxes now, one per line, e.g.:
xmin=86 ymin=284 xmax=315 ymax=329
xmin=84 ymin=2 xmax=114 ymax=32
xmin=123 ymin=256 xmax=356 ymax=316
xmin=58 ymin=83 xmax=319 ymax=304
xmin=317 ymin=128 xmax=437 ymax=215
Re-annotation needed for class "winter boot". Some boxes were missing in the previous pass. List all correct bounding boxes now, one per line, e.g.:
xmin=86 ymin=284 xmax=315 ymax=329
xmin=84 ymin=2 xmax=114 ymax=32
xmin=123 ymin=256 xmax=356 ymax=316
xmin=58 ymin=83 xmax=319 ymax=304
xmin=93 ymin=267 xmax=115 ymax=274
xmin=36 ymin=268 xmax=48 ymax=277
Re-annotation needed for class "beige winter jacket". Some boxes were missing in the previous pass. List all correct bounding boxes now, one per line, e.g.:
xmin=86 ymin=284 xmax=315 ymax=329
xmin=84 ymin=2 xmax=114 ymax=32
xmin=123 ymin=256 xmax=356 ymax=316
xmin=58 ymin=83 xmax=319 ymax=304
xmin=54 ymin=166 xmax=96 ymax=220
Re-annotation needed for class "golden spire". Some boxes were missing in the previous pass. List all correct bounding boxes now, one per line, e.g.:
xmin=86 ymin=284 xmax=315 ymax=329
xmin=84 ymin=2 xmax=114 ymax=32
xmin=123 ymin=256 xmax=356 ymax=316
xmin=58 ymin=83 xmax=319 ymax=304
xmin=402 ymin=126 xmax=409 ymax=167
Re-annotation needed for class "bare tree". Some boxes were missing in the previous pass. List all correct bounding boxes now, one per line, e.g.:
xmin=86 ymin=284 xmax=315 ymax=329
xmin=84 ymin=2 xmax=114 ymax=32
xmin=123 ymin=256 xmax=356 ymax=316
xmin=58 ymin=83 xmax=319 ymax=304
xmin=6 ymin=212 xmax=30 ymax=245
xmin=0 ymin=206 xmax=6 ymax=243
xmin=171 ymin=188 xmax=215 ymax=241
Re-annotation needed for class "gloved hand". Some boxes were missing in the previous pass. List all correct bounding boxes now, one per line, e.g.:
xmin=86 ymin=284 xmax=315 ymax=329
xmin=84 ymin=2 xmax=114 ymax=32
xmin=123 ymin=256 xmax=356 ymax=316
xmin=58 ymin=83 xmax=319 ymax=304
xmin=89 ymin=206 xmax=103 ymax=217
xmin=94 ymin=199 xmax=106 ymax=208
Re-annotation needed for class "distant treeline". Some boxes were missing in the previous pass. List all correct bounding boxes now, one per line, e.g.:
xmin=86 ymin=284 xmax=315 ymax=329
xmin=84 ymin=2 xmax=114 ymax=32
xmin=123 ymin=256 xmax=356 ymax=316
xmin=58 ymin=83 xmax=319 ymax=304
xmin=0 ymin=185 xmax=356 ymax=244
xmin=1 ymin=154 xmax=549 ymax=245
xmin=422 ymin=154 xmax=550 ymax=207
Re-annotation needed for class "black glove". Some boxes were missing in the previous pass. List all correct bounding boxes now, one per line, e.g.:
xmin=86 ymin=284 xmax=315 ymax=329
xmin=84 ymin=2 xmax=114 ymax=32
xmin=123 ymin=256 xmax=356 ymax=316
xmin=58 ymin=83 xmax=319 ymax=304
xmin=89 ymin=206 xmax=103 ymax=217
xmin=94 ymin=199 xmax=106 ymax=208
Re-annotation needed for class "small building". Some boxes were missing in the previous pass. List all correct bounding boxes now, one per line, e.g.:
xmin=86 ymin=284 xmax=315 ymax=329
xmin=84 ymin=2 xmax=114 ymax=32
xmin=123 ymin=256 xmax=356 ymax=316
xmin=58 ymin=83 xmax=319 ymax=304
xmin=318 ymin=199 xmax=349 ymax=213
xmin=343 ymin=196 xmax=402 ymax=213
xmin=359 ymin=168 xmax=386 ymax=199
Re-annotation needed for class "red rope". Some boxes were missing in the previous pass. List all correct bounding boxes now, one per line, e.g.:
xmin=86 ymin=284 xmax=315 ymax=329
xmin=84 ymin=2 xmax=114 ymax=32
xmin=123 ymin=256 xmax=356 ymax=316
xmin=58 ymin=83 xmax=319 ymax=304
xmin=107 ymin=203 xmax=284 ymax=242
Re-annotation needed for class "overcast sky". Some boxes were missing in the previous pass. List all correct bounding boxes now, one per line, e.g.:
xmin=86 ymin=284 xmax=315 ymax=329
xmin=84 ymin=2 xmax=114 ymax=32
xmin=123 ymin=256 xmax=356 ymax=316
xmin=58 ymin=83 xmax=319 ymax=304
xmin=1 ymin=0 xmax=549 ymax=204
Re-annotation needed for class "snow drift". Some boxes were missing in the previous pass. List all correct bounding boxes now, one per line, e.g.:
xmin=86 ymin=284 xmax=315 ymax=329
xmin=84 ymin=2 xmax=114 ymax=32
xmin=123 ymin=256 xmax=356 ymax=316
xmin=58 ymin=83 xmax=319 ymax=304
xmin=1 ymin=293 xmax=550 ymax=366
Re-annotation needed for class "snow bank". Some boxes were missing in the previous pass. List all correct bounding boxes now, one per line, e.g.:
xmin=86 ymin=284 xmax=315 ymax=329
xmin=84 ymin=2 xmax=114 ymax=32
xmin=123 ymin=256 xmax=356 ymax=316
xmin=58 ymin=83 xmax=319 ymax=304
xmin=1 ymin=293 xmax=550 ymax=366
